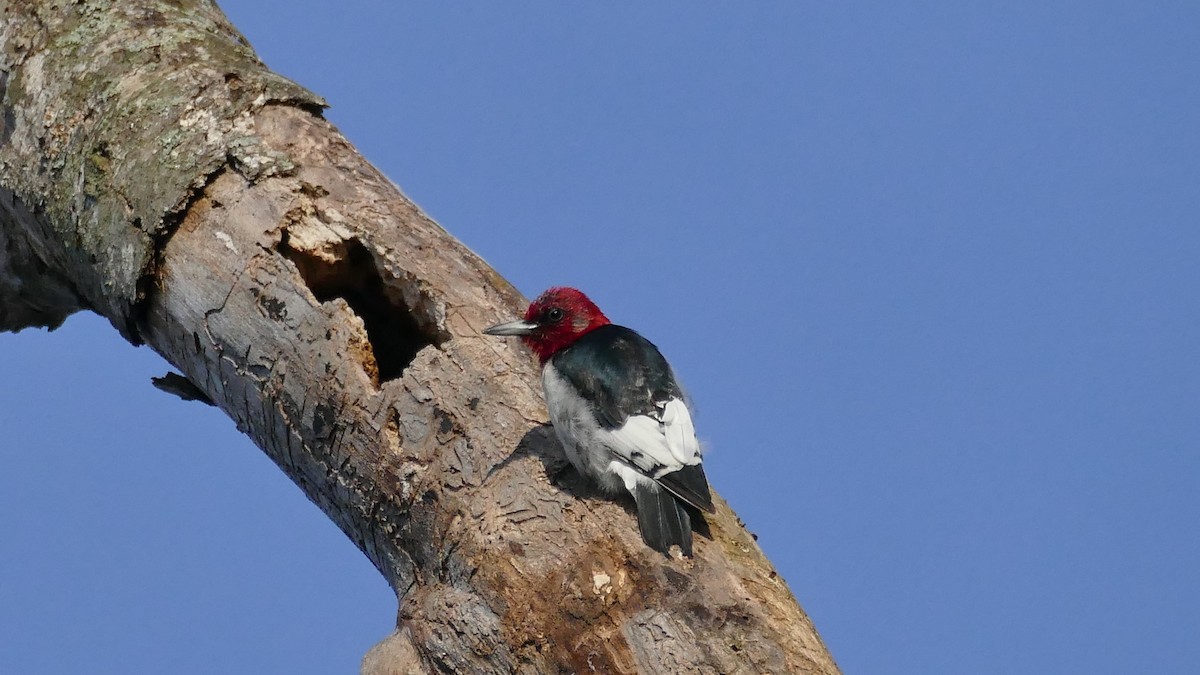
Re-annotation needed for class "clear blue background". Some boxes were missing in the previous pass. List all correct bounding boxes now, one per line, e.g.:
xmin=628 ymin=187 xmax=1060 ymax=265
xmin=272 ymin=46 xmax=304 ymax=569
xmin=3 ymin=2 xmax=1198 ymax=673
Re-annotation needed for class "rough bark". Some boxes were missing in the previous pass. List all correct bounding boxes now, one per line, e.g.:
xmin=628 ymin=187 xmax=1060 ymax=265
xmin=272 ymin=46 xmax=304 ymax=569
xmin=0 ymin=2 xmax=840 ymax=673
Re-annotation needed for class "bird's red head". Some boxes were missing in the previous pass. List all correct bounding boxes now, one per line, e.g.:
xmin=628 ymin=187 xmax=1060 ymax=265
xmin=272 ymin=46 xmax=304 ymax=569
xmin=484 ymin=287 xmax=611 ymax=363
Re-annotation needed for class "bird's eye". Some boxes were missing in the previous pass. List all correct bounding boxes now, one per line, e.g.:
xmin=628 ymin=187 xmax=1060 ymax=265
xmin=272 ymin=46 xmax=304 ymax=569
xmin=546 ymin=307 xmax=565 ymax=323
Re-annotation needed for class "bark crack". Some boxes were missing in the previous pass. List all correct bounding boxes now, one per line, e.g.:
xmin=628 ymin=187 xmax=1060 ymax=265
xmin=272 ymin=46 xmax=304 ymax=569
xmin=128 ymin=164 xmax=232 ymax=344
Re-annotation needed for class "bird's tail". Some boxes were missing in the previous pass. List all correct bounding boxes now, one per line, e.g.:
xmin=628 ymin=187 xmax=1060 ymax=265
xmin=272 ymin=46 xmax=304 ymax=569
xmin=633 ymin=481 xmax=693 ymax=557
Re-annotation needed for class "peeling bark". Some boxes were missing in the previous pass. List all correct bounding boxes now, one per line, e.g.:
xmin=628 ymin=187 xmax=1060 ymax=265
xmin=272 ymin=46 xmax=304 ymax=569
xmin=0 ymin=2 xmax=840 ymax=673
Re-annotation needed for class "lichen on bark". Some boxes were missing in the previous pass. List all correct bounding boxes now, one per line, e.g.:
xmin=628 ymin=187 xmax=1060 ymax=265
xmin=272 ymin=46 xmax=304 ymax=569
xmin=0 ymin=0 xmax=323 ymax=336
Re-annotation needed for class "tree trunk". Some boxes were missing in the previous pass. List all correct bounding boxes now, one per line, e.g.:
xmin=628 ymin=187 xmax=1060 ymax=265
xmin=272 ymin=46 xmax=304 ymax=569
xmin=0 ymin=2 xmax=840 ymax=673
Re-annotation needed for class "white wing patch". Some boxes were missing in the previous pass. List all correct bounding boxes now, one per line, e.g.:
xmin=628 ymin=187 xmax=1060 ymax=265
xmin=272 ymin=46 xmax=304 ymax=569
xmin=599 ymin=398 xmax=701 ymax=480
xmin=660 ymin=399 xmax=698 ymax=465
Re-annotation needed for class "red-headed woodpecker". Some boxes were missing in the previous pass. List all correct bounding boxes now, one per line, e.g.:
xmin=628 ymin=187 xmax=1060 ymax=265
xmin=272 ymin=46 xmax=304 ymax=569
xmin=485 ymin=287 xmax=715 ymax=557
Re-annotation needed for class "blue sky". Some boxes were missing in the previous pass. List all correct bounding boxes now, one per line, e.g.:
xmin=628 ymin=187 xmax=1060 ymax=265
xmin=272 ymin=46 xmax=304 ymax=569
xmin=3 ymin=2 xmax=1198 ymax=673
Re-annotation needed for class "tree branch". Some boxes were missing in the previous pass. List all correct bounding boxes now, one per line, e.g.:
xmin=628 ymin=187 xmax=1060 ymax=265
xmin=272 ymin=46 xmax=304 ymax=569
xmin=0 ymin=1 xmax=839 ymax=672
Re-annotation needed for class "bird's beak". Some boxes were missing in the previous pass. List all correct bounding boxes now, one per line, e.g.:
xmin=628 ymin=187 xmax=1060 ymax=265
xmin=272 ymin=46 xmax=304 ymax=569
xmin=483 ymin=319 xmax=539 ymax=336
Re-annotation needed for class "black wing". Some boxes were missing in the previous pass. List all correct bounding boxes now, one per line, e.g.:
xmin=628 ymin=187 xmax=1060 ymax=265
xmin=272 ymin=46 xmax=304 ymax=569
xmin=552 ymin=325 xmax=714 ymax=515
xmin=550 ymin=324 xmax=682 ymax=429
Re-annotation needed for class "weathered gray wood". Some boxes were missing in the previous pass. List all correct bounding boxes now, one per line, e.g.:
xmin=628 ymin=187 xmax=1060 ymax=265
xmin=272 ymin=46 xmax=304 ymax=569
xmin=0 ymin=2 xmax=840 ymax=673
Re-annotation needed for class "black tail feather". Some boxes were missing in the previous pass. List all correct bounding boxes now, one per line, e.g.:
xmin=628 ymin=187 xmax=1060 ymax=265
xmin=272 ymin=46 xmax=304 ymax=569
xmin=657 ymin=462 xmax=715 ymax=514
xmin=633 ymin=482 xmax=693 ymax=557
